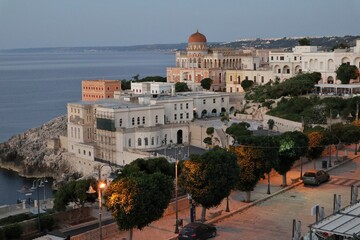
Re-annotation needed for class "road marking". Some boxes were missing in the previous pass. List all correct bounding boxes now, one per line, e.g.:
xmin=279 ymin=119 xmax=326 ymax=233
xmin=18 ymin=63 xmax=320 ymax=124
xmin=328 ymin=177 xmax=360 ymax=186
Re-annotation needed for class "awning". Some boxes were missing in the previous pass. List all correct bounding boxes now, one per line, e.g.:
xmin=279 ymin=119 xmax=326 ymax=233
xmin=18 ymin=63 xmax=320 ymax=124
xmin=309 ymin=202 xmax=360 ymax=237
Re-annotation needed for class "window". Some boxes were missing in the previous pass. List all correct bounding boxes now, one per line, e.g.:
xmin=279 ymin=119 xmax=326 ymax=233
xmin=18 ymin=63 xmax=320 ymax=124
xmin=213 ymin=99 xmax=216 ymax=103
xmin=287 ymin=69 xmax=290 ymax=74
xmin=155 ymin=115 xmax=159 ymax=123
xmin=254 ymin=76 xmax=256 ymax=82
xmin=132 ymin=117 xmax=135 ymax=126
xmin=128 ymin=139 xmax=131 ymax=147
xmin=222 ymin=98 xmax=224 ymax=102
xmin=245 ymin=76 xmax=248 ymax=80
xmin=180 ymin=113 xmax=183 ymax=119
xmin=186 ymin=103 xmax=189 ymax=109
xmin=180 ymin=104 xmax=183 ymax=110
xmin=203 ymin=99 xmax=206 ymax=104
xmin=280 ymin=56 xmax=284 ymax=61
xmin=230 ymin=76 xmax=233 ymax=81
xmin=271 ymin=56 xmax=273 ymax=60
xmin=142 ymin=116 xmax=145 ymax=124
xmin=174 ymin=114 xmax=177 ymax=120
xmin=151 ymin=137 xmax=154 ymax=145
xmin=119 ymin=119 xmax=123 ymax=127
xmin=89 ymin=151 xmax=91 ymax=156
xmin=278 ymin=69 xmax=281 ymax=74
xmin=174 ymin=104 xmax=177 ymax=110
xmin=137 ymin=117 xmax=140 ymax=125
xmin=78 ymin=149 xmax=80 ymax=154
xmin=294 ymin=56 xmax=297 ymax=61
xmin=83 ymin=150 xmax=86 ymax=155
xmin=186 ymin=113 xmax=189 ymax=119
xmin=138 ymin=138 xmax=142 ymax=146
xmin=261 ymin=76 xmax=264 ymax=83
xmin=144 ymin=138 xmax=148 ymax=146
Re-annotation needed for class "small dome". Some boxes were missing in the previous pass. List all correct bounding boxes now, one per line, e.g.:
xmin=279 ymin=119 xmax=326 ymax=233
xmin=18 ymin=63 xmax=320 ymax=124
xmin=188 ymin=30 xmax=207 ymax=43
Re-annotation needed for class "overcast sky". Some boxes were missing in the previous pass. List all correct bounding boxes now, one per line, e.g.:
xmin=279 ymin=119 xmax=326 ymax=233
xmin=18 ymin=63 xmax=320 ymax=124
xmin=1 ymin=0 xmax=359 ymax=49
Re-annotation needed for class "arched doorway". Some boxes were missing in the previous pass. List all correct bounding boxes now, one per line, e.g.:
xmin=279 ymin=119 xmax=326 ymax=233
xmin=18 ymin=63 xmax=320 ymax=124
xmin=201 ymin=110 xmax=207 ymax=118
xmin=212 ymin=109 xmax=217 ymax=116
xmin=229 ymin=106 xmax=235 ymax=113
xmin=177 ymin=130 xmax=183 ymax=144
xmin=327 ymin=76 xmax=334 ymax=84
xmin=221 ymin=107 xmax=226 ymax=113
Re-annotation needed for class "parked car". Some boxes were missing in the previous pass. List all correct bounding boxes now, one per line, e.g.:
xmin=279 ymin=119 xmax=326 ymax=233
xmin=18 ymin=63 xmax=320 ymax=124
xmin=302 ymin=170 xmax=330 ymax=185
xmin=178 ymin=222 xmax=216 ymax=240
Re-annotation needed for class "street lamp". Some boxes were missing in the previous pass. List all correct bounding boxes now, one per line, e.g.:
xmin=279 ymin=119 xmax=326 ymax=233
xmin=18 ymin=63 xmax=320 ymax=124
xmin=87 ymin=164 xmax=118 ymax=240
xmin=175 ymin=159 xmax=179 ymax=234
xmin=31 ymin=178 xmax=46 ymax=232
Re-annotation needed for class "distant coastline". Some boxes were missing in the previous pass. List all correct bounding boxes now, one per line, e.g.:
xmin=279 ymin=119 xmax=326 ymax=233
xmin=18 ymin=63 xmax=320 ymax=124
xmin=1 ymin=35 xmax=360 ymax=53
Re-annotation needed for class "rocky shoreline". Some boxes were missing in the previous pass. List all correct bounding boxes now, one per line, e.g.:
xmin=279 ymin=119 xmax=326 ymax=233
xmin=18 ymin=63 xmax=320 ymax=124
xmin=0 ymin=115 xmax=78 ymax=187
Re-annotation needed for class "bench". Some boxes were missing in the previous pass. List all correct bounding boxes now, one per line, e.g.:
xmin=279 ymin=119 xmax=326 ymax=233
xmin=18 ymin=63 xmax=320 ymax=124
xmin=291 ymin=177 xmax=301 ymax=184
xmin=209 ymin=210 xmax=223 ymax=219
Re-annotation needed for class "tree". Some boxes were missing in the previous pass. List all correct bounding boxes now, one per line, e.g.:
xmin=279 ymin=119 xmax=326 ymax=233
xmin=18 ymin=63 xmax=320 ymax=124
xmin=298 ymin=38 xmax=310 ymax=46
xmin=267 ymin=119 xmax=275 ymax=130
xmin=225 ymin=122 xmax=252 ymax=143
xmin=274 ymin=131 xmax=309 ymax=186
xmin=233 ymin=136 xmax=279 ymax=202
xmin=336 ymin=63 xmax=359 ymax=84
xmin=54 ymin=179 xmax=97 ymax=212
xmin=306 ymin=130 xmax=326 ymax=167
xmin=121 ymin=157 xmax=174 ymax=178
xmin=175 ymin=82 xmax=191 ymax=92
xmin=200 ymin=78 xmax=212 ymax=90
xmin=179 ymin=147 xmax=239 ymax=222
xmin=241 ymin=79 xmax=254 ymax=91
xmin=104 ymin=172 xmax=173 ymax=240
xmin=206 ymin=127 xmax=214 ymax=136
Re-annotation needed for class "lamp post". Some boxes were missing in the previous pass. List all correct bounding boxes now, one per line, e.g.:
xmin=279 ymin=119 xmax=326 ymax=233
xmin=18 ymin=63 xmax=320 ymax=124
xmin=328 ymin=109 xmax=332 ymax=168
xmin=87 ymin=164 xmax=118 ymax=240
xmin=31 ymin=178 xmax=46 ymax=232
xmin=175 ymin=159 xmax=179 ymax=234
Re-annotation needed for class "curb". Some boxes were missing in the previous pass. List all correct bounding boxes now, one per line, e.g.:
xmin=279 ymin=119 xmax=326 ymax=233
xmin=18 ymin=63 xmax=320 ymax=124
xmin=165 ymin=155 xmax=359 ymax=240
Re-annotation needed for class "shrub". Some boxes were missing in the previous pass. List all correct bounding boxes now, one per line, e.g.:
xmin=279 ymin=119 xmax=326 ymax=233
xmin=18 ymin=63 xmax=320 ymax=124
xmin=40 ymin=214 xmax=55 ymax=232
xmin=4 ymin=223 xmax=22 ymax=239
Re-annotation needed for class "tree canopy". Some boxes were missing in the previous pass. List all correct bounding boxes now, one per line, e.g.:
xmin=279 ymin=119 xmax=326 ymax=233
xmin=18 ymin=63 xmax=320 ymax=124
xmin=298 ymin=38 xmax=311 ymax=46
xmin=200 ymin=78 xmax=212 ymax=90
xmin=335 ymin=63 xmax=359 ymax=84
xmin=179 ymin=147 xmax=239 ymax=210
xmin=241 ymin=79 xmax=254 ymax=91
xmin=54 ymin=179 xmax=97 ymax=211
xmin=225 ymin=122 xmax=252 ymax=143
xmin=274 ymin=131 xmax=308 ymax=186
xmin=104 ymin=172 xmax=173 ymax=231
xmin=175 ymin=82 xmax=191 ymax=92
xmin=120 ymin=157 xmax=175 ymax=178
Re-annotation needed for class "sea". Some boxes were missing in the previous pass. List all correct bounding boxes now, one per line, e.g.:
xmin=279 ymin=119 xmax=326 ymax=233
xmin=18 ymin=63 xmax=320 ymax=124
xmin=0 ymin=49 xmax=174 ymax=205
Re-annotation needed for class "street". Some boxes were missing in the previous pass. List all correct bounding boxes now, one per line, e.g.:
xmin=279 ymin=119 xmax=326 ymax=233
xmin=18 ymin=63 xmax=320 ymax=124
xmin=213 ymin=157 xmax=360 ymax=240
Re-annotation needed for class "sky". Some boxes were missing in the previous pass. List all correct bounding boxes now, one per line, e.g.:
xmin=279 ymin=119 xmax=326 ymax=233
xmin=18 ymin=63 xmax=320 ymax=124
xmin=1 ymin=0 xmax=359 ymax=50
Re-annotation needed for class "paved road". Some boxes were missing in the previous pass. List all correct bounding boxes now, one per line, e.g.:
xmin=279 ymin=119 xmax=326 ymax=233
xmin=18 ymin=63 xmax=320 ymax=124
xmin=213 ymin=157 xmax=360 ymax=240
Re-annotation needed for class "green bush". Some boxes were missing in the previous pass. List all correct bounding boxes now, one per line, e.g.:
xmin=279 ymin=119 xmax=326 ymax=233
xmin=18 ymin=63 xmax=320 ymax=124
xmin=40 ymin=214 xmax=55 ymax=232
xmin=0 ymin=228 xmax=4 ymax=240
xmin=4 ymin=223 xmax=23 ymax=239
xmin=0 ymin=213 xmax=31 ymax=226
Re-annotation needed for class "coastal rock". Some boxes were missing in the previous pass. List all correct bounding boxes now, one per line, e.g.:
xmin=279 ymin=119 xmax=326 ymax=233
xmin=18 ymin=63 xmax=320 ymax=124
xmin=0 ymin=115 xmax=77 ymax=182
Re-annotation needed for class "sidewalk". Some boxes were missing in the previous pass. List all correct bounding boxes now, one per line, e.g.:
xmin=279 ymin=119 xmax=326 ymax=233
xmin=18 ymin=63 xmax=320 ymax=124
xmin=101 ymin=145 xmax=359 ymax=240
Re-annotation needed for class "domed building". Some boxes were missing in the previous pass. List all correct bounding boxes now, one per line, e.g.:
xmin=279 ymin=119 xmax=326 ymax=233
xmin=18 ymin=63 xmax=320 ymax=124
xmin=167 ymin=30 xmax=265 ymax=92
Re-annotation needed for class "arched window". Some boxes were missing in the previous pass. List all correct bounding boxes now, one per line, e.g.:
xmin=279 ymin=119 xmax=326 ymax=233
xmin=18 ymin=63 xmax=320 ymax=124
xmin=119 ymin=119 xmax=123 ymax=127
xmin=155 ymin=115 xmax=158 ymax=123
xmin=138 ymin=138 xmax=142 ymax=146
xmin=132 ymin=117 xmax=135 ymax=126
xmin=151 ymin=137 xmax=154 ymax=145
xmin=137 ymin=117 xmax=140 ymax=125
xmin=128 ymin=139 xmax=131 ymax=147
xmin=145 ymin=138 xmax=148 ymax=146
xmin=142 ymin=116 xmax=145 ymax=124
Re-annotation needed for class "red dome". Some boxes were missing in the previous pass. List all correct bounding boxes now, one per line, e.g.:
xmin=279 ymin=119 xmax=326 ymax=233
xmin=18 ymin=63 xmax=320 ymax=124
xmin=188 ymin=30 xmax=207 ymax=43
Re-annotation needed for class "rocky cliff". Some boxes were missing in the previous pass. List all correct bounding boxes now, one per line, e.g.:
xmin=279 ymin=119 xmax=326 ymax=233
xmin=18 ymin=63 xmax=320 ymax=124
xmin=0 ymin=115 xmax=77 ymax=183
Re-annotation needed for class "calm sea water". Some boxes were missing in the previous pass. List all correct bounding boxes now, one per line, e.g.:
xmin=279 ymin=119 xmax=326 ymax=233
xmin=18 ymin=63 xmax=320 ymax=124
xmin=0 ymin=50 xmax=174 ymax=205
